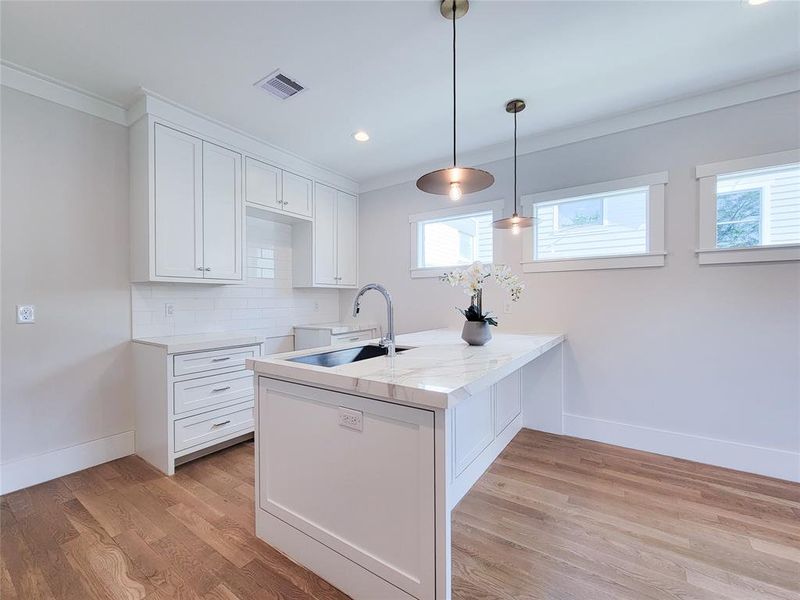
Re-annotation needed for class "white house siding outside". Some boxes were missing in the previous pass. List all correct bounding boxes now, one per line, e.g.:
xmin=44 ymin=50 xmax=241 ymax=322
xmin=419 ymin=211 xmax=493 ymax=267
xmin=534 ymin=188 xmax=648 ymax=260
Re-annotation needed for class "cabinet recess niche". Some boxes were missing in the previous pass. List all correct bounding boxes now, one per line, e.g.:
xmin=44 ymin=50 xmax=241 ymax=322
xmin=130 ymin=120 xmax=244 ymax=283
xmin=292 ymin=182 xmax=358 ymax=288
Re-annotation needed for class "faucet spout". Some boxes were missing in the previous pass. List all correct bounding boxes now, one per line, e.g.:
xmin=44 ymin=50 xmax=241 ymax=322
xmin=352 ymin=283 xmax=395 ymax=358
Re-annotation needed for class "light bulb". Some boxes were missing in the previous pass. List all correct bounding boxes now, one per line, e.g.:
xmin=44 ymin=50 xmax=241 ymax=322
xmin=511 ymin=214 xmax=520 ymax=224
xmin=449 ymin=181 xmax=462 ymax=201
xmin=511 ymin=223 xmax=520 ymax=236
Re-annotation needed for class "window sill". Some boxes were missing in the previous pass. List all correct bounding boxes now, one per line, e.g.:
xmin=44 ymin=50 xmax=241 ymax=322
xmin=522 ymin=253 xmax=666 ymax=273
xmin=696 ymin=244 xmax=800 ymax=265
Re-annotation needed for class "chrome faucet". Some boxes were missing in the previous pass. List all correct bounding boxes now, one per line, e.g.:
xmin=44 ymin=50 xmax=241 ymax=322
xmin=352 ymin=283 xmax=395 ymax=358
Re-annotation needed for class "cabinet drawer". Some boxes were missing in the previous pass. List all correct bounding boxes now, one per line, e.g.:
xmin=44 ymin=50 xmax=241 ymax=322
xmin=174 ymin=402 xmax=254 ymax=452
xmin=331 ymin=330 xmax=374 ymax=345
xmin=173 ymin=345 xmax=259 ymax=377
xmin=174 ymin=371 xmax=254 ymax=415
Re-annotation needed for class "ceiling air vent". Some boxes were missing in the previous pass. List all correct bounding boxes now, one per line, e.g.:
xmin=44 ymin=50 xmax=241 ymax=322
xmin=254 ymin=69 xmax=305 ymax=100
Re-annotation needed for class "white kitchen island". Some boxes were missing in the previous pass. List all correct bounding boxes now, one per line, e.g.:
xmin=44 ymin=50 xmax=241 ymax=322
xmin=246 ymin=329 xmax=565 ymax=600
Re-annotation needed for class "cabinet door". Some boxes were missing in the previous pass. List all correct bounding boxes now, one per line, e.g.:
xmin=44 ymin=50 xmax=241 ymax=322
xmin=336 ymin=191 xmax=358 ymax=286
xmin=313 ymin=183 xmax=337 ymax=285
xmin=202 ymin=141 xmax=242 ymax=280
xmin=282 ymin=171 xmax=312 ymax=217
xmin=259 ymin=379 xmax=435 ymax=599
xmin=245 ymin=157 xmax=282 ymax=210
xmin=154 ymin=124 xmax=203 ymax=278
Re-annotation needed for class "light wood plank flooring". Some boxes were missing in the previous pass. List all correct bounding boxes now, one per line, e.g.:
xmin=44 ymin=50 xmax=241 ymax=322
xmin=2 ymin=430 xmax=798 ymax=600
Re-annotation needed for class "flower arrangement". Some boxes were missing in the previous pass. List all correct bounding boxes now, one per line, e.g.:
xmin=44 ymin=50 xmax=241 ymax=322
xmin=441 ymin=262 xmax=525 ymax=336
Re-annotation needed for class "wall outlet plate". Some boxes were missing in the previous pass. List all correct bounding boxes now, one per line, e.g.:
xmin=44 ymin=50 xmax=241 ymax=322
xmin=165 ymin=303 xmax=175 ymax=317
xmin=16 ymin=305 xmax=35 ymax=324
xmin=338 ymin=406 xmax=363 ymax=432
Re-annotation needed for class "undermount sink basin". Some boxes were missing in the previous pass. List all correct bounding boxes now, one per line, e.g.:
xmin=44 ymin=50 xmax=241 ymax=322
xmin=288 ymin=344 xmax=411 ymax=368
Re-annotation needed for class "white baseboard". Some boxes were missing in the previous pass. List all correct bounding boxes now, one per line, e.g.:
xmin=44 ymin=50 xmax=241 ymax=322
xmin=563 ymin=414 xmax=799 ymax=483
xmin=0 ymin=431 xmax=135 ymax=494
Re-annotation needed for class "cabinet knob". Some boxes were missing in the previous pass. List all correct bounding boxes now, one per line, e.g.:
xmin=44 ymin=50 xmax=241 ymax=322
xmin=204 ymin=267 xmax=212 ymax=271
xmin=197 ymin=267 xmax=204 ymax=271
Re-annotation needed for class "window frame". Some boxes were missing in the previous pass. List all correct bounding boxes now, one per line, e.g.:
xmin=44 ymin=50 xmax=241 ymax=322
xmin=409 ymin=200 xmax=503 ymax=278
xmin=520 ymin=172 xmax=668 ymax=273
xmin=695 ymin=149 xmax=800 ymax=265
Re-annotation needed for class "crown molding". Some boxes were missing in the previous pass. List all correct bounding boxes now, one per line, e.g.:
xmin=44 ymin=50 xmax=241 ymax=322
xmin=1 ymin=61 xmax=128 ymax=125
xmin=359 ymin=69 xmax=800 ymax=194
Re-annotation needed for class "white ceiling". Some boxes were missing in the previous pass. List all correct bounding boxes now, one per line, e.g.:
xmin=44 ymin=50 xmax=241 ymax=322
xmin=2 ymin=1 xmax=799 ymax=186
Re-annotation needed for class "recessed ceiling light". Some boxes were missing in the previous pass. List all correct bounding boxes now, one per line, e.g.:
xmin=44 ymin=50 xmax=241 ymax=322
xmin=747 ymin=0 xmax=768 ymax=5
xmin=353 ymin=131 xmax=370 ymax=142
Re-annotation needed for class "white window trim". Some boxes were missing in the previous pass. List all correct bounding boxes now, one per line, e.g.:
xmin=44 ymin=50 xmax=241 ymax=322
xmin=520 ymin=172 xmax=668 ymax=273
xmin=696 ymin=149 xmax=800 ymax=265
xmin=409 ymin=200 xmax=503 ymax=278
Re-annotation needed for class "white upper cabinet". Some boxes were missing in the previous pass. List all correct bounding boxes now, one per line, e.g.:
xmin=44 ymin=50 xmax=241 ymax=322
xmin=282 ymin=171 xmax=313 ymax=218
xmin=131 ymin=121 xmax=244 ymax=283
xmin=245 ymin=157 xmax=282 ymax=211
xmin=245 ymin=157 xmax=312 ymax=219
xmin=313 ymin=183 xmax=338 ymax=285
xmin=153 ymin=125 xmax=203 ymax=279
xmin=202 ymin=142 xmax=242 ymax=281
xmin=293 ymin=182 xmax=358 ymax=288
xmin=336 ymin=191 xmax=358 ymax=286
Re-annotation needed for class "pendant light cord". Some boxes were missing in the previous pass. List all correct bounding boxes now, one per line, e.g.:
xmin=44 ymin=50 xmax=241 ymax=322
xmin=513 ymin=109 xmax=518 ymax=214
xmin=452 ymin=1 xmax=457 ymax=168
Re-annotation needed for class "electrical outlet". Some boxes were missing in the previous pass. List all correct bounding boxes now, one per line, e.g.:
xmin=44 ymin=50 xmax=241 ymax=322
xmin=314 ymin=301 xmax=320 ymax=312
xmin=16 ymin=305 xmax=35 ymax=324
xmin=338 ymin=407 xmax=363 ymax=432
xmin=165 ymin=303 xmax=175 ymax=317
xmin=504 ymin=302 xmax=512 ymax=314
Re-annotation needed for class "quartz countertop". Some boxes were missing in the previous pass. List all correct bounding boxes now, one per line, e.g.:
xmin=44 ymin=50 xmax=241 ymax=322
xmin=132 ymin=332 xmax=265 ymax=354
xmin=246 ymin=328 xmax=564 ymax=409
xmin=293 ymin=322 xmax=378 ymax=334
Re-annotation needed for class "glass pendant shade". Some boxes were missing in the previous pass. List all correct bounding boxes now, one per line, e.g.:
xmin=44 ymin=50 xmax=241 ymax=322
xmin=417 ymin=0 xmax=494 ymax=199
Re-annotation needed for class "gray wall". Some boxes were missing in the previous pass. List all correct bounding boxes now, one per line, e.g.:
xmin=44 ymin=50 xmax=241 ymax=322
xmin=1 ymin=88 xmax=133 ymax=464
xmin=345 ymin=92 xmax=800 ymax=479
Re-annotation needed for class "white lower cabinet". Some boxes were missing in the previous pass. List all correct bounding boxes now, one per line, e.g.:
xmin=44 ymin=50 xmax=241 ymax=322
xmin=257 ymin=378 xmax=435 ymax=599
xmin=254 ymin=369 xmax=524 ymax=600
xmin=133 ymin=340 xmax=263 ymax=475
xmin=293 ymin=326 xmax=377 ymax=351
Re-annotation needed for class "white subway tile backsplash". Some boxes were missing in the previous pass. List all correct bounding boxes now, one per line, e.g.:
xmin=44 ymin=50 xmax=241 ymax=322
xmin=131 ymin=217 xmax=340 ymax=340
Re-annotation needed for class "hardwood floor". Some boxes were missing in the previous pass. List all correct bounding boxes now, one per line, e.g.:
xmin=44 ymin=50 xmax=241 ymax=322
xmin=2 ymin=430 xmax=798 ymax=599
xmin=452 ymin=429 xmax=800 ymax=600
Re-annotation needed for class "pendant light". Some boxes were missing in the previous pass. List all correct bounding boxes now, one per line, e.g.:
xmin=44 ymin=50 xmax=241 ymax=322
xmin=493 ymin=99 xmax=533 ymax=235
xmin=416 ymin=0 xmax=494 ymax=201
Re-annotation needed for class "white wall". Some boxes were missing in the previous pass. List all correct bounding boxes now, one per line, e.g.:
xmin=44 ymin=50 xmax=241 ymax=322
xmin=346 ymin=92 xmax=800 ymax=481
xmin=1 ymin=88 xmax=134 ymax=488
xmin=131 ymin=216 xmax=340 ymax=347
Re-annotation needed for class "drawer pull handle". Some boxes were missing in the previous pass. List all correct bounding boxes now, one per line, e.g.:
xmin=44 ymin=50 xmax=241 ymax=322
xmin=211 ymin=386 xmax=231 ymax=393
xmin=212 ymin=420 xmax=231 ymax=428
xmin=348 ymin=337 xmax=360 ymax=341
xmin=211 ymin=357 xmax=231 ymax=362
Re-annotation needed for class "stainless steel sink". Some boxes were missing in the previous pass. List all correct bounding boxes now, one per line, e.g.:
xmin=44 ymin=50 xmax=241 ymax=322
xmin=287 ymin=344 xmax=411 ymax=368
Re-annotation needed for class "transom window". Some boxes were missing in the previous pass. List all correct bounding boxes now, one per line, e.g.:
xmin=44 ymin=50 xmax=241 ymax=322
xmin=418 ymin=211 xmax=492 ymax=267
xmin=521 ymin=172 xmax=667 ymax=272
xmin=715 ymin=163 xmax=799 ymax=248
xmin=409 ymin=201 xmax=502 ymax=278
xmin=696 ymin=150 xmax=800 ymax=264
xmin=534 ymin=187 xmax=648 ymax=260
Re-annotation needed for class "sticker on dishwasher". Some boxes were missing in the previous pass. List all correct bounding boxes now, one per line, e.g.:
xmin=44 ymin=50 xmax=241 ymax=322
xmin=338 ymin=407 xmax=363 ymax=431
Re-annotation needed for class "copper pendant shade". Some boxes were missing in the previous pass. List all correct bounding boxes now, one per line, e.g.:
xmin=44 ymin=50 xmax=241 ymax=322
xmin=416 ymin=0 xmax=494 ymax=200
xmin=493 ymin=99 xmax=533 ymax=233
